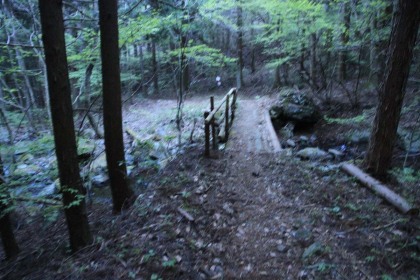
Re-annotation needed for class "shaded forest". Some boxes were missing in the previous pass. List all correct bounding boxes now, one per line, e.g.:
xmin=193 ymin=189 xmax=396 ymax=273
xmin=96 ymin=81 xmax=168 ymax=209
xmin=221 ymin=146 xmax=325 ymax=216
xmin=1 ymin=0 xmax=420 ymax=279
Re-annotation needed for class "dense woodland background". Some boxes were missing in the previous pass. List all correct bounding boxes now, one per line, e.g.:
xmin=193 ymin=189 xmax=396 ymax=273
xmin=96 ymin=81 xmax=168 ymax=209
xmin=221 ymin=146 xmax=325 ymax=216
xmin=0 ymin=0 xmax=420 ymax=278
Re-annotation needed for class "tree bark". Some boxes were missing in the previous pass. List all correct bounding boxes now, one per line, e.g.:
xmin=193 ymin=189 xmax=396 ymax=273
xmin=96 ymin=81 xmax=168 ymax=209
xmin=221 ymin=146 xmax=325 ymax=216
xmin=365 ymin=0 xmax=420 ymax=177
xmin=151 ymin=41 xmax=159 ymax=95
xmin=272 ymin=64 xmax=281 ymax=89
xmin=337 ymin=1 xmax=350 ymax=81
xmin=310 ymin=32 xmax=317 ymax=89
xmin=181 ymin=8 xmax=189 ymax=93
xmin=39 ymin=0 xmax=92 ymax=252
xmin=0 ymin=154 xmax=19 ymax=260
xmin=99 ymin=0 xmax=134 ymax=213
xmin=236 ymin=0 xmax=244 ymax=89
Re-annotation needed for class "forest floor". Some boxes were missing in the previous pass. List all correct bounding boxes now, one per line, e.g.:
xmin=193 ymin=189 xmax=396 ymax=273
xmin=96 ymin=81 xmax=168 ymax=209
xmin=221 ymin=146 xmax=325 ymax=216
xmin=1 ymin=90 xmax=420 ymax=280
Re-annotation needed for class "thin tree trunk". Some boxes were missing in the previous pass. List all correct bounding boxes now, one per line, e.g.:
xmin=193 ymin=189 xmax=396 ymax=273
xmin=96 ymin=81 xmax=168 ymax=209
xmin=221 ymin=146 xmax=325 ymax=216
xmin=139 ymin=45 xmax=145 ymax=93
xmin=236 ymin=0 xmax=244 ymax=89
xmin=272 ymin=65 xmax=281 ymax=89
xmin=365 ymin=0 xmax=420 ymax=177
xmin=0 ymin=108 xmax=13 ymax=144
xmin=369 ymin=12 xmax=378 ymax=83
xmin=99 ymin=0 xmax=134 ymax=213
xmin=15 ymin=48 xmax=36 ymax=107
xmin=225 ymin=28 xmax=231 ymax=55
xmin=0 ymin=153 xmax=19 ymax=260
xmin=39 ymin=0 xmax=92 ymax=252
xmin=151 ymin=41 xmax=159 ymax=95
xmin=338 ymin=1 xmax=350 ymax=81
xmin=310 ymin=32 xmax=317 ymax=89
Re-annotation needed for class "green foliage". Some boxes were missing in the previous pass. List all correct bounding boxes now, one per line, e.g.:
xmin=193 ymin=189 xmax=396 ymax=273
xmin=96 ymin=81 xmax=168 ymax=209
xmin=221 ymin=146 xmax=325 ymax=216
xmin=324 ymin=114 xmax=365 ymax=125
xmin=391 ymin=168 xmax=420 ymax=183
xmin=61 ymin=187 xmax=85 ymax=209
xmin=141 ymin=249 xmax=156 ymax=263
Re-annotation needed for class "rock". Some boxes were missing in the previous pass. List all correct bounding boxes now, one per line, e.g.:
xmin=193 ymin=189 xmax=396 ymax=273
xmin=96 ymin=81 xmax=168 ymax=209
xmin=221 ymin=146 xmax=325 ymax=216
xmin=302 ymin=242 xmax=324 ymax=259
xmin=296 ymin=147 xmax=329 ymax=160
xmin=92 ymin=174 xmax=109 ymax=188
xmin=277 ymin=244 xmax=288 ymax=253
xmin=279 ymin=126 xmax=294 ymax=139
xmin=299 ymin=136 xmax=309 ymax=143
xmin=270 ymin=88 xmax=321 ymax=126
xmin=292 ymin=229 xmax=313 ymax=247
xmin=286 ymin=139 xmax=296 ymax=147
xmin=347 ymin=130 xmax=370 ymax=144
xmin=398 ymin=129 xmax=420 ymax=154
xmin=37 ymin=181 xmax=59 ymax=197
xmin=13 ymin=164 xmax=41 ymax=177
xmin=77 ymin=138 xmax=96 ymax=155
xmin=91 ymin=154 xmax=107 ymax=170
xmin=328 ymin=148 xmax=344 ymax=158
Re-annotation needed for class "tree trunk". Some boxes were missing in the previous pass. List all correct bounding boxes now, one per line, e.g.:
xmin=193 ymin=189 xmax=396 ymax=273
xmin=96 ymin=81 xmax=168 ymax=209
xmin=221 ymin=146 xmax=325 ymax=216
xmin=151 ymin=41 xmax=159 ymax=95
xmin=39 ymin=0 xmax=92 ymax=252
xmin=338 ymin=1 xmax=350 ymax=81
xmin=225 ymin=28 xmax=231 ymax=55
xmin=0 ymin=154 xmax=19 ymax=260
xmin=310 ymin=32 xmax=317 ymax=89
xmin=272 ymin=65 xmax=281 ymax=89
xmin=365 ymin=0 xmax=420 ymax=177
xmin=181 ymin=8 xmax=189 ymax=93
xmin=236 ymin=0 xmax=244 ymax=89
xmin=98 ymin=0 xmax=134 ymax=213
xmin=369 ymin=11 xmax=378 ymax=83
xmin=377 ymin=2 xmax=395 ymax=82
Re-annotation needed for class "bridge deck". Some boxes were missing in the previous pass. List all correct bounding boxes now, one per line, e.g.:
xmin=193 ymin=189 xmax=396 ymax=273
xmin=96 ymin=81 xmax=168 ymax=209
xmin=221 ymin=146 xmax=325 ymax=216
xmin=226 ymin=97 xmax=279 ymax=154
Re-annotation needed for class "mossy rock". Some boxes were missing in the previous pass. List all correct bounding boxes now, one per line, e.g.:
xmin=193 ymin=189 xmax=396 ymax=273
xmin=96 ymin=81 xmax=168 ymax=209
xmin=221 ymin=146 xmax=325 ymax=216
xmin=269 ymin=88 xmax=321 ymax=125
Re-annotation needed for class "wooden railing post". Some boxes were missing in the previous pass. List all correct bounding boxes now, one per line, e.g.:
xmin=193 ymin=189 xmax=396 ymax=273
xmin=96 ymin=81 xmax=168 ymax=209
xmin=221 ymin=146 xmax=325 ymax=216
xmin=210 ymin=96 xmax=217 ymax=150
xmin=231 ymin=90 xmax=236 ymax=123
xmin=225 ymin=94 xmax=230 ymax=139
xmin=204 ymin=110 xmax=210 ymax=157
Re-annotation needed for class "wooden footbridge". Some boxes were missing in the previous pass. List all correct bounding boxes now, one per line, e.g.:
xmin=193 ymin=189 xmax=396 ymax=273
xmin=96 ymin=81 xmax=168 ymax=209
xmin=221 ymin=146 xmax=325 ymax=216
xmin=203 ymin=88 xmax=282 ymax=157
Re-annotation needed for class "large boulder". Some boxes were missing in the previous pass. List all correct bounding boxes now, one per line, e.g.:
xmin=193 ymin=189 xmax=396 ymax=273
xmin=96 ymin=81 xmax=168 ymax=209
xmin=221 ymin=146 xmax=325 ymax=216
xmin=269 ymin=89 xmax=321 ymax=126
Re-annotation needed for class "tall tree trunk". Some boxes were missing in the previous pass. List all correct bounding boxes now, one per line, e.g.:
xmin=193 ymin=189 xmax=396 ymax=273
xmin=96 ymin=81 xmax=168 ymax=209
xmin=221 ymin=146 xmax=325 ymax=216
xmin=151 ymin=41 xmax=159 ymax=95
xmin=369 ymin=11 xmax=378 ymax=83
xmin=250 ymin=26 xmax=256 ymax=74
xmin=310 ymin=32 xmax=317 ymax=89
xmin=365 ymin=0 xmax=420 ymax=177
xmin=272 ymin=65 xmax=281 ymax=89
xmin=338 ymin=1 xmax=350 ymax=81
xmin=236 ymin=0 xmax=244 ymax=89
xmin=39 ymin=0 xmax=92 ymax=252
xmin=181 ymin=8 xmax=189 ymax=93
xmin=139 ymin=45 xmax=145 ymax=93
xmin=99 ymin=0 xmax=134 ymax=213
xmin=0 ymin=154 xmax=19 ymax=260
xmin=377 ymin=2 xmax=395 ymax=82
xmin=225 ymin=28 xmax=231 ymax=55
xmin=15 ymin=49 xmax=36 ymax=108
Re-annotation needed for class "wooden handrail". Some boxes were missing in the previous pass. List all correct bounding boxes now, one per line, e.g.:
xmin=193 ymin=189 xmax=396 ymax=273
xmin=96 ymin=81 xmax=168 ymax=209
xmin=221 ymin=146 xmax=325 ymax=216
xmin=205 ymin=88 xmax=236 ymax=124
xmin=204 ymin=88 xmax=237 ymax=157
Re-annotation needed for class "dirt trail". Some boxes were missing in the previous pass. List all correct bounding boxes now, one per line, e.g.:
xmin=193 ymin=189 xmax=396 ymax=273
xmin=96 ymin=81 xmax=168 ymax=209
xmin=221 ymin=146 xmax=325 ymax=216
xmin=207 ymin=98 xmax=303 ymax=278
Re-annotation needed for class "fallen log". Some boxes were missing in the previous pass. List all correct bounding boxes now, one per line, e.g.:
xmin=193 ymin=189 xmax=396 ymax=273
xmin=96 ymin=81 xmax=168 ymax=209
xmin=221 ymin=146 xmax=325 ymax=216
xmin=13 ymin=196 xmax=61 ymax=206
xmin=341 ymin=163 xmax=418 ymax=215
